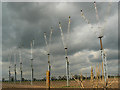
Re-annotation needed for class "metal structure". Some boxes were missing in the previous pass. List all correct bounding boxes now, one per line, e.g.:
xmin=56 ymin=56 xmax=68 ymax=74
xmin=65 ymin=48 xmax=69 ymax=86
xmin=95 ymin=64 xmax=99 ymax=88
xmin=8 ymin=53 xmax=11 ymax=82
xmin=30 ymin=40 xmax=34 ymax=85
xmin=91 ymin=66 xmax=94 ymax=88
xmin=14 ymin=53 xmax=17 ymax=83
xmin=59 ymin=16 xmax=71 ymax=86
xmin=8 ymin=65 xmax=11 ymax=82
xmin=80 ymin=2 xmax=110 ymax=88
xmin=44 ymin=27 xmax=53 ymax=88
xmin=99 ymin=37 xmax=108 ymax=87
xmin=19 ymin=48 xmax=22 ymax=83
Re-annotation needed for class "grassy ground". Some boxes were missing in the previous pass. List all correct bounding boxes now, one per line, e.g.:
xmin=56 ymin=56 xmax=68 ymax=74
xmin=2 ymin=77 xmax=119 ymax=88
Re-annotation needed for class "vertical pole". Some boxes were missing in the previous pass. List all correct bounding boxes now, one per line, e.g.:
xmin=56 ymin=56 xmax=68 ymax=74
xmin=46 ymin=71 xmax=50 ymax=89
xmin=9 ymin=66 xmax=11 ymax=82
xmin=31 ymin=59 xmax=33 ymax=85
xmin=47 ymin=53 xmax=50 ymax=88
xmin=98 ymin=63 xmax=101 ymax=80
xmin=21 ymin=69 xmax=22 ymax=83
xmin=103 ymin=51 xmax=108 ymax=88
xmin=48 ymin=54 xmax=50 ymax=71
xmin=30 ymin=41 xmax=34 ymax=85
xmin=95 ymin=64 xmax=98 ymax=88
xmin=66 ymin=57 xmax=69 ymax=86
xmin=20 ymin=62 xmax=22 ymax=83
xmin=14 ymin=64 xmax=16 ymax=83
xmin=91 ymin=66 xmax=94 ymax=88
xmin=65 ymin=48 xmax=69 ymax=86
xmin=99 ymin=36 xmax=108 ymax=88
xmin=19 ymin=48 xmax=22 ymax=84
xmin=14 ymin=53 xmax=17 ymax=83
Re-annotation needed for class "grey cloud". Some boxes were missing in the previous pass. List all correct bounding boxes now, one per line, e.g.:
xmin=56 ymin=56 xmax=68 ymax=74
xmin=2 ymin=2 xmax=118 ymax=79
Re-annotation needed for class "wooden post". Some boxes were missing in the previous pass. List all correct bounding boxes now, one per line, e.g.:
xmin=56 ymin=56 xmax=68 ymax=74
xmin=86 ymin=73 xmax=87 ymax=80
xmin=91 ymin=66 xmax=94 ymax=88
xmin=46 ymin=71 xmax=50 ymax=89
xmin=98 ymin=63 xmax=101 ymax=80
xmin=95 ymin=64 xmax=99 ymax=88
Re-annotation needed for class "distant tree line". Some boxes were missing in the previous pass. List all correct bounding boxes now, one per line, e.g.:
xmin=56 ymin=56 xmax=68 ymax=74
xmin=2 ymin=74 xmax=120 ymax=82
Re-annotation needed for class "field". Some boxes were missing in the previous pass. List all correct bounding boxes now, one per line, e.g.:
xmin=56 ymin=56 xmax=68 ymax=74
xmin=2 ymin=78 xmax=119 ymax=89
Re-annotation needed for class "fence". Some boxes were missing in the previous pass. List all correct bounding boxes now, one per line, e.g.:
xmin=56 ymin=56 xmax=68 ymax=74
xmin=2 ymin=73 xmax=119 ymax=89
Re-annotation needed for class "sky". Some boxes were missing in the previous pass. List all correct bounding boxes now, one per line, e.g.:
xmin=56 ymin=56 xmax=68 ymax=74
xmin=2 ymin=2 xmax=118 ymax=80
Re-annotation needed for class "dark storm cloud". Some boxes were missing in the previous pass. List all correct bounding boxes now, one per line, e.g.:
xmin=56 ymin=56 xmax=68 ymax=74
xmin=2 ymin=2 xmax=118 ymax=79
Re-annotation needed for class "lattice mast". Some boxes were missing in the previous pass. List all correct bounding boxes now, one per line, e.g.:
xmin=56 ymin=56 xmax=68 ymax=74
xmin=59 ymin=16 xmax=71 ymax=86
xmin=44 ymin=27 xmax=53 ymax=72
xmin=19 ymin=48 xmax=22 ymax=83
xmin=81 ymin=2 xmax=109 ymax=88
xmin=91 ymin=66 xmax=94 ymax=88
xmin=94 ymin=2 xmax=108 ymax=86
xmin=30 ymin=40 xmax=34 ymax=85
xmin=8 ymin=54 xmax=11 ymax=82
xmin=14 ymin=53 xmax=17 ymax=83
xmin=44 ymin=27 xmax=53 ymax=88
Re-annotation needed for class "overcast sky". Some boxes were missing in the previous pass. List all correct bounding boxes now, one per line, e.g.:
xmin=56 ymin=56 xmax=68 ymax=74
xmin=2 ymin=2 xmax=118 ymax=80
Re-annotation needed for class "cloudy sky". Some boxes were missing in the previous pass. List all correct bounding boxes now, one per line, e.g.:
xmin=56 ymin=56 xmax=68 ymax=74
xmin=2 ymin=2 xmax=118 ymax=80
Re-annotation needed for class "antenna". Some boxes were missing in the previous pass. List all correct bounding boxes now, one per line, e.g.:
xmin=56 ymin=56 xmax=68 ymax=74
xmin=81 ymin=9 xmax=90 ymax=24
xmin=95 ymin=64 xmax=98 ymax=88
xmin=30 ymin=40 xmax=34 ymax=85
xmin=80 ymin=9 xmax=96 ymax=34
xmin=59 ymin=16 xmax=71 ymax=86
xmin=44 ymin=27 xmax=53 ymax=88
xmin=59 ymin=22 xmax=66 ymax=49
xmin=44 ymin=32 xmax=49 ymax=53
xmin=8 ymin=54 xmax=11 ymax=82
xmin=19 ymin=47 xmax=22 ymax=84
xmin=49 ymin=27 xmax=53 ymax=53
xmin=66 ymin=16 xmax=71 ymax=48
xmin=102 ymin=49 xmax=108 ymax=86
xmin=14 ymin=53 xmax=17 ymax=83
xmin=94 ymin=1 xmax=99 ymax=23
xmin=80 ymin=2 xmax=109 ymax=88
xmin=98 ymin=63 xmax=101 ymax=80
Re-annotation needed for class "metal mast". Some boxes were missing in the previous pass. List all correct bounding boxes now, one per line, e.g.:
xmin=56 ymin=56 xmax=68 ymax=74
xmin=44 ymin=28 xmax=53 ymax=89
xmin=14 ymin=53 xmax=17 ymax=83
xmin=80 ymin=2 xmax=109 ymax=88
xmin=44 ymin=32 xmax=51 ymax=72
xmin=98 ymin=36 xmax=108 ymax=87
xmin=59 ymin=16 xmax=71 ymax=86
xmin=19 ymin=48 xmax=22 ymax=83
xmin=94 ymin=1 xmax=108 ymax=87
xmin=8 ymin=55 xmax=11 ymax=82
xmin=8 ymin=52 xmax=12 ymax=82
xmin=65 ymin=48 xmax=69 ymax=86
xmin=30 ymin=40 xmax=34 ymax=85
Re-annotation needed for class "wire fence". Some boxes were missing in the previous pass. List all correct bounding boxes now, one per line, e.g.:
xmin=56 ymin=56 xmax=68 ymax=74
xmin=2 ymin=73 xmax=119 ymax=89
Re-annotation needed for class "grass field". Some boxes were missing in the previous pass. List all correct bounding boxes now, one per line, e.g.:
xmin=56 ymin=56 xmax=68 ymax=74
xmin=2 ymin=78 xmax=119 ymax=89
